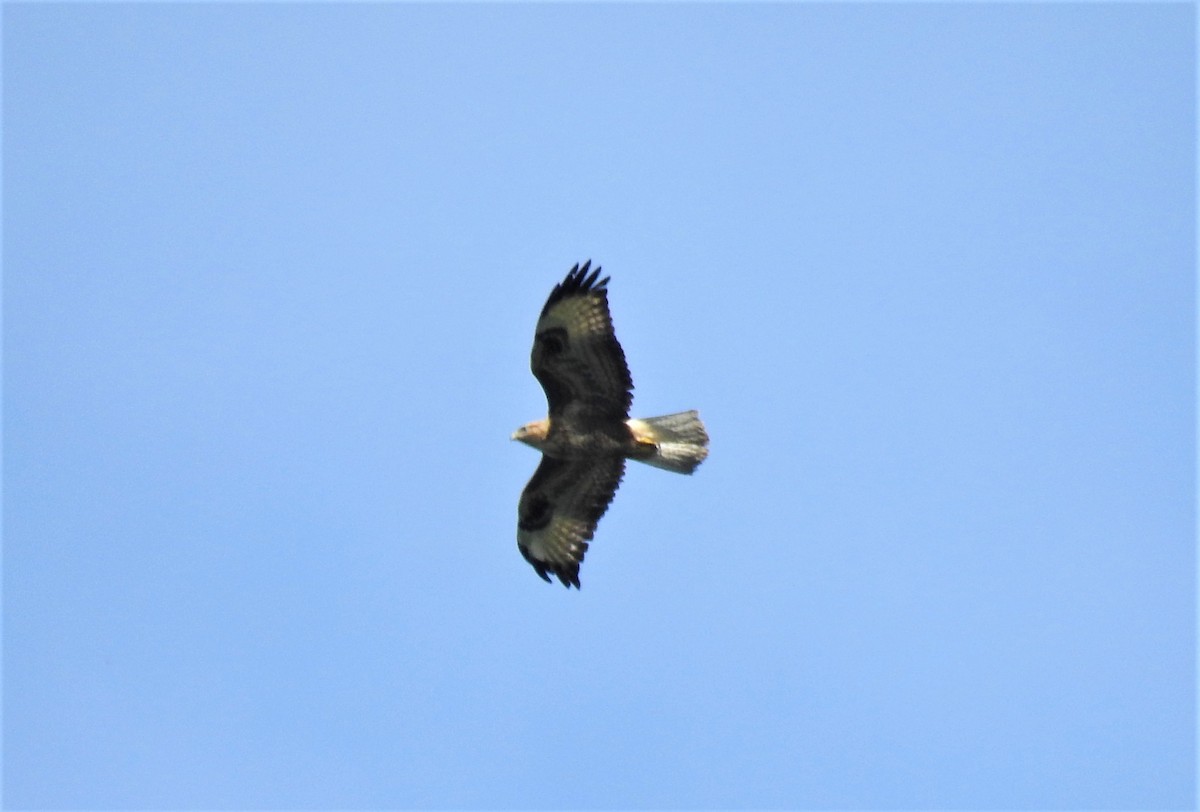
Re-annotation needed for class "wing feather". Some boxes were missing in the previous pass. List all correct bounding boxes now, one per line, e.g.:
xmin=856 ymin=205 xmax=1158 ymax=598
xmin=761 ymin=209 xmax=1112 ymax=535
xmin=531 ymin=261 xmax=633 ymax=419
xmin=517 ymin=455 xmax=626 ymax=588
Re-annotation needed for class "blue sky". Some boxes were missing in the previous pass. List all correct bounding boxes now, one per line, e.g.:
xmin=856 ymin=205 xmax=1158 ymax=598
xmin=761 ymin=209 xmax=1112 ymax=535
xmin=3 ymin=3 xmax=1194 ymax=809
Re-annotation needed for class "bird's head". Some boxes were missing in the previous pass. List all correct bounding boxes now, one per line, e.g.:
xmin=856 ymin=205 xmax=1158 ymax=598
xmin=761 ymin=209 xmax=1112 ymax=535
xmin=511 ymin=418 xmax=550 ymax=449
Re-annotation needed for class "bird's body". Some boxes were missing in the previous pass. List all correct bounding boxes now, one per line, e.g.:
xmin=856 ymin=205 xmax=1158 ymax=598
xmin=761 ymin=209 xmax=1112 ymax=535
xmin=513 ymin=415 xmax=654 ymax=461
xmin=512 ymin=261 xmax=709 ymax=588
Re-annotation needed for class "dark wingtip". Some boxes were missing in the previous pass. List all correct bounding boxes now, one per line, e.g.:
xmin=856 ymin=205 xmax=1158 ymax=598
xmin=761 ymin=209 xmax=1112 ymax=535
xmin=563 ymin=259 xmax=607 ymax=291
xmin=519 ymin=544 xmax=554 ymax=583
xmin=551 ymin=561 xmax=581 ymax=589
xmin=540 ymin=260 xmax=609 ymax=318
xmin=519 ymin=544 xmax=582 ymax=588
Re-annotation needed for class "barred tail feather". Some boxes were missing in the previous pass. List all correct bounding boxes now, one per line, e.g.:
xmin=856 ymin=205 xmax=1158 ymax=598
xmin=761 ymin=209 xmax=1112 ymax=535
xmin=627 ymin=410 xmax=710 ymax=474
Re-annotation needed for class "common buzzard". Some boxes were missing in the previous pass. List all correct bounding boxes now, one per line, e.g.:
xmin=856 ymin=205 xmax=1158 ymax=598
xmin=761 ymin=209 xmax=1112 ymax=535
xmin=512 ymin=261 xmax=709 ymax=588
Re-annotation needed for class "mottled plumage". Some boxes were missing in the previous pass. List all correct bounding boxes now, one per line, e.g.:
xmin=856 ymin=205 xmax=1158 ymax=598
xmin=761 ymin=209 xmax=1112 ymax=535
xmin=512 ymin=261 xmax=709 ymax=588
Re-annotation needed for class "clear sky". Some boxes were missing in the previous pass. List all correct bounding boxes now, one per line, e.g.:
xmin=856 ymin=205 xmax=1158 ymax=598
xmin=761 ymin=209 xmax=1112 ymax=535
xmin=3 ymin=3 xmax=1194 ymax=809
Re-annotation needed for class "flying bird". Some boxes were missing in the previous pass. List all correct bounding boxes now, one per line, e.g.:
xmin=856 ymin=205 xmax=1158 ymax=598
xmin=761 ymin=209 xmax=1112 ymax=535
xmin=512 ymin=261 xmax=709 ymax=588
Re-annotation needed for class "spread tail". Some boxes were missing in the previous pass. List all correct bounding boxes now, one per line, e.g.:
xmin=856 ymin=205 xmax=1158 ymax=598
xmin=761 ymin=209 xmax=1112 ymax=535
xmin=627 ymin=410 xmax=710 ymax=474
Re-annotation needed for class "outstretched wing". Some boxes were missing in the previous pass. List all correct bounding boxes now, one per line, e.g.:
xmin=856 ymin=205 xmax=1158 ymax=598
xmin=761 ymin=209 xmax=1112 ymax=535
xmin=531 ymin=261 xmax=633 ymax=420
xmin=517 ymin=455 xmax=626 ymax=588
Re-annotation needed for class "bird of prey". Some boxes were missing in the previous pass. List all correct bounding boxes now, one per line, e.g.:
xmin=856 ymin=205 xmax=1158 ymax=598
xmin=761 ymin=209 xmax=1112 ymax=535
xmin=511 ymin=261 xmax=709 ymax=588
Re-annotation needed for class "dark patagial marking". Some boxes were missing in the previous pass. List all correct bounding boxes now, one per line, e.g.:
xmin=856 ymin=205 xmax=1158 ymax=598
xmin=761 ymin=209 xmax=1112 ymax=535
xmin=537 ymin=327 xmax=569 ymax=357
xmin=519 ymin=495 xmax=554 ymax=531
